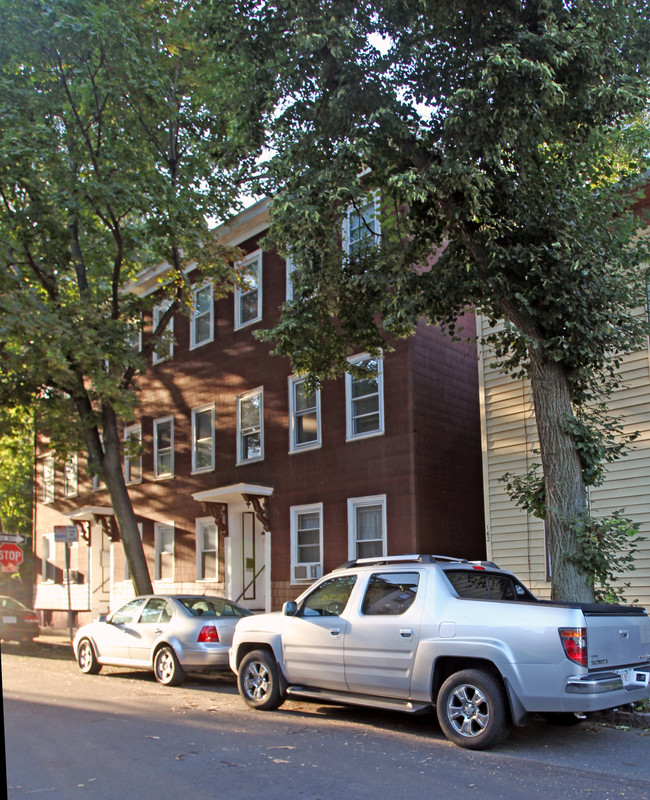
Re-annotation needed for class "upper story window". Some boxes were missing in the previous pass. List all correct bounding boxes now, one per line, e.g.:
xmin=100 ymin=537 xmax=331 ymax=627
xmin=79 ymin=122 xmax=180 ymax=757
xmin=237 ymin=388 xmax=264 ymax=464
xmin=345 ymin=354 xmax=384 ymax=440
xmin=235 ymin=250 xmax=262 ymax=329
xmin=291 ymin=503 xmax=323 ymax=583
xmin=348 ymin=494 xmax=387 ymax=561
xmin=154 ymin=416 xmax=174 ymax=478
xmin=64 ymin=454 xmax=78 ymax=497
xmin=344 ymin=194 xmax=380 ymax=257
xmin=286 ymin=255 xmax=296 ymax=301
xmin=152 ymin=301 xmax=174 ymax=364
xmin=192 ymin=405 xmax=215 ymax=473
xmin=289 ymin=376 xmax=321 ymax=452
xmin=124 ymin=424 xmax=142 ymax=485
xmin=42 ymin=455 xmax=55 ymax=503
xmin=191 ymin=283 xmax=214 ymax=349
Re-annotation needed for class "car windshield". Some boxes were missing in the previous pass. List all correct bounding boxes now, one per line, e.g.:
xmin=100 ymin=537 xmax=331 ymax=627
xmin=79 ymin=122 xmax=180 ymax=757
xmin=178 ymin=598 xmax=252 ymax=617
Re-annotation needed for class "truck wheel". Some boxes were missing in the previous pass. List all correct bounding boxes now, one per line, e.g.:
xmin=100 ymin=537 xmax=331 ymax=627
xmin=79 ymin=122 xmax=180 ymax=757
xmin=437 ymin=668 xmax=510 ymax=750
xmin=238 ymin=649 xmax=285 ymax=711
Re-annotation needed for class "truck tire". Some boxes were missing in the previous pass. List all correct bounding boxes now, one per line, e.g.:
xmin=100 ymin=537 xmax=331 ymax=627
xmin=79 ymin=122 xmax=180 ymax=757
xmin=237 ymin=649 xmax=285 ymax=711
xmin=436 ymin=668 xmax=510 ymax=750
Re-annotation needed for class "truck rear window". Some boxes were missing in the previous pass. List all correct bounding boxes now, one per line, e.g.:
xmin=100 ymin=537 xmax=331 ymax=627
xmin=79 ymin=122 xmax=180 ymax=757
xmin=445 ymin=570 xmax=531 ymax=601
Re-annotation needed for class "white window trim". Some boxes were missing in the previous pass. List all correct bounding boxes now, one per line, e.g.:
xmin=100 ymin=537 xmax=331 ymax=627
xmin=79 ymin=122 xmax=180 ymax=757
xmin=234 ymin=249 xmax=263 ymax=330
xmin=124 ymin=424 xmax=142 ymax=485
xmin=290 ymin=503 xmax=323 ymax=584
xmin=154 ymin=522 xmax=175 ymax=582
xmin=64 ymin=453 xmax=78 ymax=498
xmin=42 ymin=455 xmax=55 ymax=504
xmin=195 ymin=517 xmax=219 ymax=582
xmin=345 ymin=353 xmax=385 ymax=441
xmin=286 ymin=255 xmax=295 ymax=301
xmin=288 ymin=375 xmax=322 ymax=453
xmin=190 ymin=282 xmax=214 ymax=350
xmin=152 ymin=301 xmax=174 ymax=364
xmin=153 ymin=416 xmax=174 ymax=479
xmin=342 ymin=192 xmax=381 ymax=255
xmin=236 ymin=387 xmax=264 ymax=465
xmin=347 ymin=494 xmax=387 ymax=561
xmin=191 ymin=404 xmax=215 ymax=474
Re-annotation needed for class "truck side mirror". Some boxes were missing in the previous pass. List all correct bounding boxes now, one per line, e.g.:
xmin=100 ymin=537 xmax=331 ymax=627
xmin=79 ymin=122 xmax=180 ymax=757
xmin=283 ymin=601 xmax=298 ymax=617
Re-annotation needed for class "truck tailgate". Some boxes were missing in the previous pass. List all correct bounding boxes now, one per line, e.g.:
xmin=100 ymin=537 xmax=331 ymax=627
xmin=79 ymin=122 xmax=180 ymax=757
xmin=585 ymin=611 xmax=650 ymax=670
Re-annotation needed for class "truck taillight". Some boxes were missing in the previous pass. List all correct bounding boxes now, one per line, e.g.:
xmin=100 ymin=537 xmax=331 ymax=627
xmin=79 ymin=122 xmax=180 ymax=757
xmin=198 ymin=625 xmax=219 ymax=643
xmin=559 ymin=628 xmax=587 ymax=666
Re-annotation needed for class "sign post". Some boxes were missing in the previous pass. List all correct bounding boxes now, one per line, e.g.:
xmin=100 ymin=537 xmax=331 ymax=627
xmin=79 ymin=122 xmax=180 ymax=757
xmin=54 ymin=525 xmax=79 ymax=642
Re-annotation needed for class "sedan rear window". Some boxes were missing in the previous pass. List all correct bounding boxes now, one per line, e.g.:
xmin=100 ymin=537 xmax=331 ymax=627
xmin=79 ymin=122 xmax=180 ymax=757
xmin=179 ymin=598 xmax=251 ymax=617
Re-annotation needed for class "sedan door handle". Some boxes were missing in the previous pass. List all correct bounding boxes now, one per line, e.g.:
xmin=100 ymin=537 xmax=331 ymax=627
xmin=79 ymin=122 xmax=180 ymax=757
xmin=330 ymin=628 xmax=341 ymax=637
xmin=400 ymin=629 xmax=413 ymax=638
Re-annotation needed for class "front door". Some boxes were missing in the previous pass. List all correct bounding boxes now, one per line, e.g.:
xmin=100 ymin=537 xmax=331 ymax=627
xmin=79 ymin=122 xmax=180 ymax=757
xmin=281 ymin=574 xmax=358 ymax=691
xmin=227 ymin=510 xmax=267 ymax=611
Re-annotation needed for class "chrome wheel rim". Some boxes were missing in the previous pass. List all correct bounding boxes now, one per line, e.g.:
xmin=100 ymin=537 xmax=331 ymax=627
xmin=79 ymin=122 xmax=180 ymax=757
xmin=446 ymin=683 xmax=490 ymax=738
xmin=79 ymin=643 xmax=92 ymax=670
xmin=156 ymin=650 xmax=174 ymax=682
xmin=243 ymin=661 xmax=270 ymax=702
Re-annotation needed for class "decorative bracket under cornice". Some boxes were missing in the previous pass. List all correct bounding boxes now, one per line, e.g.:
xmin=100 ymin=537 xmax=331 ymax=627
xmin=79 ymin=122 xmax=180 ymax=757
xmin=93 ymin=513 xmax=120 ymax=542
xmin=242 ymin=494 xmax=270 ymax=533
xmin=73 ymin=520 xmax=90 ymax=543
xmin=201 ymin=502 xmax=229 ymax=537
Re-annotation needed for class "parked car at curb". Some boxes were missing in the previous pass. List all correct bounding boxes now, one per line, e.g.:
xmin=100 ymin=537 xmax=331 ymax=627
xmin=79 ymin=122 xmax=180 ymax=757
xmin=230 ymin=554 xmax=650 ymax=750
xmin=0 ymin=596 xmax=40 ymax=643
xmin=73 ymin=594 xmax=252 ymax=685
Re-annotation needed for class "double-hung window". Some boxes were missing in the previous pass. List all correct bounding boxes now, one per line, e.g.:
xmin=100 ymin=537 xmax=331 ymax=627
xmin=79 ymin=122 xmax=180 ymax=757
xmin=124 ymin=424 xmax=142 ymax=484
xmin=196 ymin=518 xmax=218 ymax=580
xmin=192 ymin=405 xmax=214 ymax=473
xmin=348 ymin=495 xmax=387 ymax=560
xmin=237 ymin=388 xmax=263 ymax=464
xmin=42 ymin=456 xmax=55 ymax=503
xmin=154 ymin=522 xmax=174 ymax=581
xmin=191 ymin=283 xmax=213 ymax=348
xmin=289 ymin=376 xmax=321 ymax=452
xmin=152 ymin=302 xmax=173 ymax=364
xmin=344 ymin=194 xmax=380 ymax=257
xmin=154 ymin=416 xmax=174 ymax=478
xmin=345 ymin=354 xmax=384 ymax=439
xmin=235 ymin=250 xmax=262 ymax=329
xmin=64 ymin=454 xmax=78 ymax=497
xmin=291 ymin=504 xmax=323 ymax=583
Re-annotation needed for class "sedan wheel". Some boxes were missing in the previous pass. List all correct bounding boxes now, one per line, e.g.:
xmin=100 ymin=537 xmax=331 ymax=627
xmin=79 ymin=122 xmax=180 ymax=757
xmin=153 ymin=645 xmax=186 ymax=686
xmin=77 ymin=638 xmax=101 ymax=675
xmin=437 ymin=669 xmax=510 ymax=750
xmin=238 ymin=649 xmax=284 ymax=711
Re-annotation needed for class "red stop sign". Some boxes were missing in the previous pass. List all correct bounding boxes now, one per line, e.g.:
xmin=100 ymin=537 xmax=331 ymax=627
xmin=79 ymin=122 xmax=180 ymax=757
xmin=0 ymin=542 xmax=23 ymax=571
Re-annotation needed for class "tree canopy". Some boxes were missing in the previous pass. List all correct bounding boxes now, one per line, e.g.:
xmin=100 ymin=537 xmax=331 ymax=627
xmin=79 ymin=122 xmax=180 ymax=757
xmin=220 ymin=0 xmax=650 ymax=600
xmin=0 ymin=0 xmax=265 ymax=592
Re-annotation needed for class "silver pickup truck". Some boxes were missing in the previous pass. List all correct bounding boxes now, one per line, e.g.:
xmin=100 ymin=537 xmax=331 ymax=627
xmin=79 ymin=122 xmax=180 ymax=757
xmin=229 ymin=554 xmax=650 ymax=749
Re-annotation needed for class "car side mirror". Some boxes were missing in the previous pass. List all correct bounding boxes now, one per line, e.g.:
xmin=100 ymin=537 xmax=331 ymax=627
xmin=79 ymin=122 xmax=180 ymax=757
xmin=283 ymin=601 xmax=298 ymax=617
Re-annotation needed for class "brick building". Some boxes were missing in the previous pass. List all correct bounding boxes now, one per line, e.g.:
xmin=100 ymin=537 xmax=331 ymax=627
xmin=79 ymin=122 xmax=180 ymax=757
xmin=32 ymin=198 xmax=485 ymax=626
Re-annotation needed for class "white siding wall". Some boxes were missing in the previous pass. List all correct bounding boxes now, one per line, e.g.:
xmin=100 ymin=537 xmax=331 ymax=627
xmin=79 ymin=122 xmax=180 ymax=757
xmin=478 ymin=315 xmax=650 ymax=607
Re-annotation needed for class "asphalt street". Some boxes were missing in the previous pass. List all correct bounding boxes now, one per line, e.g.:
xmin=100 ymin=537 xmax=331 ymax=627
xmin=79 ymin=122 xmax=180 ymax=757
xmin=2 ymin=637 xmax=650 ymax=800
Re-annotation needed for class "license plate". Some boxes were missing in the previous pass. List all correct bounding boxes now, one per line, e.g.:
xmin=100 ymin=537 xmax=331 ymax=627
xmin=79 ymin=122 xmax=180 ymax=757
xmin=2 ymin=616 xmax=17 ymax=624
xmin=614 ymin=667 xmax=633 ymax=685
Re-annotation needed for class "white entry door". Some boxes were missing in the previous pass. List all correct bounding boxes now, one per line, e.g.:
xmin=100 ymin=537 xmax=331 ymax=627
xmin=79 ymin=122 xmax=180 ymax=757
xmin=227 ymin=509 xmax=267 ymax=612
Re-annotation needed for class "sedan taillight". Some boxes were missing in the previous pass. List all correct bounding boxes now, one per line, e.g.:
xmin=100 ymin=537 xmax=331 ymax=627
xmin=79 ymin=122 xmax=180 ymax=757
xmin=198 ymin=625 xmax=219 ymax=643
xmin=24 ymin=613 xmax=39 ymax=623
xmin=559 ymin=627 xmax=587 ymax=666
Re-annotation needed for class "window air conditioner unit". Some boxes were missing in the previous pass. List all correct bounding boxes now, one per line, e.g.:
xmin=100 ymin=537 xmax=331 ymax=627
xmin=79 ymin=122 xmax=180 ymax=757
xmin=293 ymin=563 xmax=322 ymax=582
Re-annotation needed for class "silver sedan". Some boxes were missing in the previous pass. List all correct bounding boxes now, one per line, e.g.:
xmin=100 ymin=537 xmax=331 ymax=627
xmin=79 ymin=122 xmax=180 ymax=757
xmin=73 ymin=594 xmax=252 ymax=686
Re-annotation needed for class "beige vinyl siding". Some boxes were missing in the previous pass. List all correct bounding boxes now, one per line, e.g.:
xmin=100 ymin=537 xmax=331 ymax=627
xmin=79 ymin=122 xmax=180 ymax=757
xmin=478 ymin=314 xmax=650 ymax=607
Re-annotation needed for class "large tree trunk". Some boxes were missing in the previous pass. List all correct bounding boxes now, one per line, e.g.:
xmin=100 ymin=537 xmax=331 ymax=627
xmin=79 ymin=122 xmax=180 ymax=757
xmin=101 ymin=406 xmax=153 ymax=596
xmin=528 ymin=352 xmax=595 ymax=603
